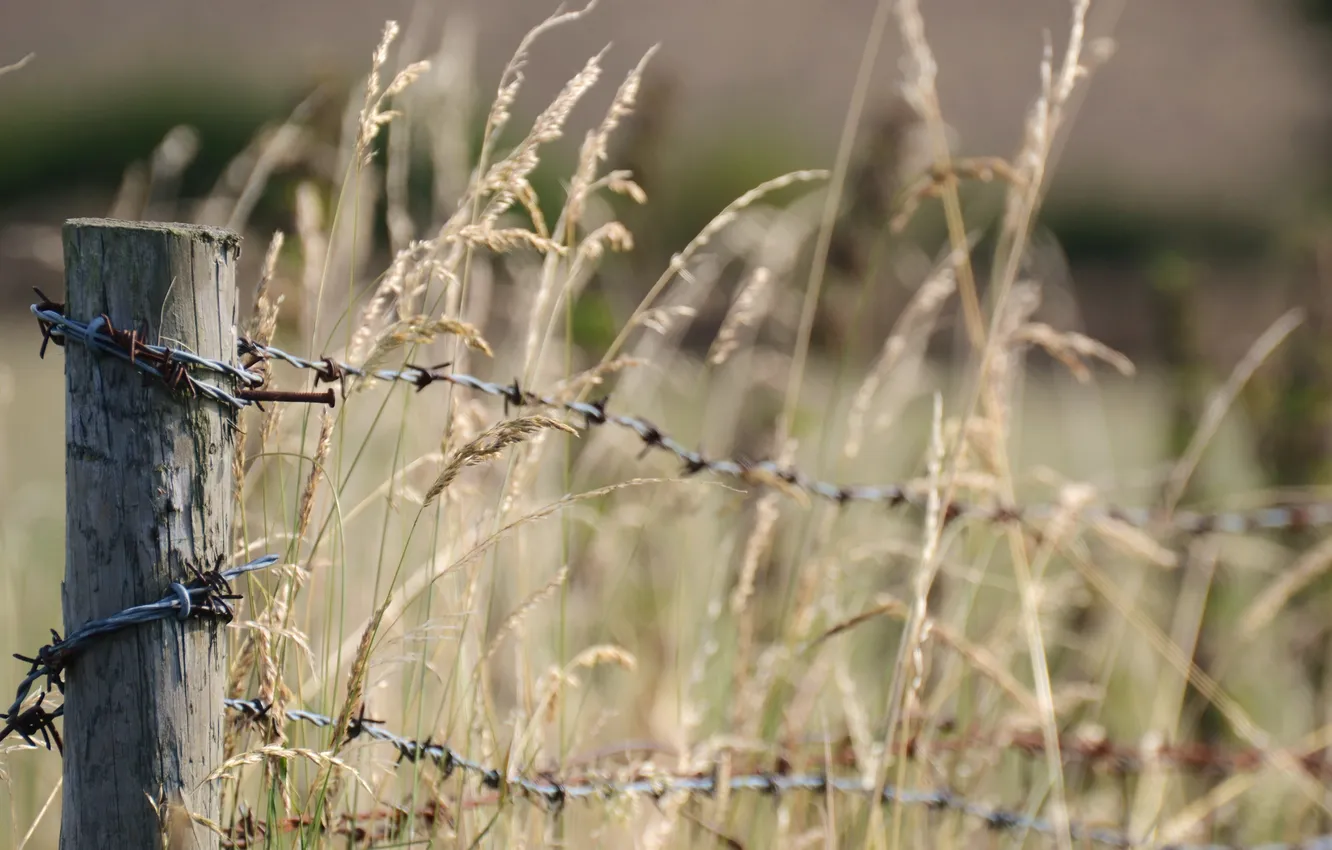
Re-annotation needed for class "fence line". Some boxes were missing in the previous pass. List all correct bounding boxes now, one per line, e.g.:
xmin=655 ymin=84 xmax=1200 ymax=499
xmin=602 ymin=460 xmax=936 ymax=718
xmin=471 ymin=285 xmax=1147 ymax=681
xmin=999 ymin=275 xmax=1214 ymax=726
xmin=24 ymin=290 xmax=1332 ymax=848
xmin=223 ymin=801 xmax=1332 ymax=850
xmin=906 ymin=728 xmax=1332 ymax=779
xmin=30 ymin=297 xmax=1332 ymax=539
xmin=219 ymin=698 xmax=1332 ymax=850
xmin=226 ymin=700 xmax=1137 ymax=847
xmin=12 ymin=686 xmax=1329 ymax=848
xmin=561 ymin=728 xmax=1332 ymax=782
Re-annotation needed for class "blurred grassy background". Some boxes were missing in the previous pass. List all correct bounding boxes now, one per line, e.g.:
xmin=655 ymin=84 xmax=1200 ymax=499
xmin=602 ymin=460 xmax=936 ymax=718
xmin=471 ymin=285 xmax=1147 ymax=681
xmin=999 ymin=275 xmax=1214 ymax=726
xmin=2 ymin=1 xmax=1332 ymax=847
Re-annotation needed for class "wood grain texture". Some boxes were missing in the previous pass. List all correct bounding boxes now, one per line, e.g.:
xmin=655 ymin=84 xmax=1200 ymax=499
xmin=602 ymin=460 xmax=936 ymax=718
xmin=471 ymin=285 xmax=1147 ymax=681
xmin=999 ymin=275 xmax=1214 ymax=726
xmin=59 ymin=218 xmax=240 ymax=850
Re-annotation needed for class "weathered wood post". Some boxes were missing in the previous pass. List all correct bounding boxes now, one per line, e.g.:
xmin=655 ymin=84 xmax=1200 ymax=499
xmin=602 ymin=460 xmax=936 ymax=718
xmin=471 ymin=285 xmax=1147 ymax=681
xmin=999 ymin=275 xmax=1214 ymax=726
xmin=60 ymin=219 xmax=240 ymax=849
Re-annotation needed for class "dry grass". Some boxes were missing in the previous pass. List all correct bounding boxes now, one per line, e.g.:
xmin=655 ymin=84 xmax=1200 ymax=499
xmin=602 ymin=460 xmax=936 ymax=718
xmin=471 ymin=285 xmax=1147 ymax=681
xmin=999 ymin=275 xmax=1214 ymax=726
xmin=2 ymin=2 xmax=1331 ymax=848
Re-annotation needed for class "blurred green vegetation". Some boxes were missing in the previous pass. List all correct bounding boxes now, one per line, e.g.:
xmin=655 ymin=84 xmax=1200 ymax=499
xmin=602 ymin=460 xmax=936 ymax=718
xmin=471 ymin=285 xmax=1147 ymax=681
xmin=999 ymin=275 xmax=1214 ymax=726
xmin=0 ymin=71 xmax=1328 ymax=407
xmin=1299 ymin=0 xmax=1332 ymax=30
xmin=0 ymin=76 xmax=289 ymax=202
xmin=1040 ymin=199 xmax=1275 ymax=265
xmin=0 ymin=75 xmax=1296 ymax=268
xmin=6 ymin=73 xmax=1328 ymax=486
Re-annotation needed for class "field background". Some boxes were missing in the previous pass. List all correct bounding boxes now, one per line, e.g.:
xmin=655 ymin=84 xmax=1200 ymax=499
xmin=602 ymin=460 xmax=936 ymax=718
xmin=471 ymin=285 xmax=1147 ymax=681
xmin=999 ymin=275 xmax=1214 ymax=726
xmin=2 ymin=1 xmax=1332 ymax=847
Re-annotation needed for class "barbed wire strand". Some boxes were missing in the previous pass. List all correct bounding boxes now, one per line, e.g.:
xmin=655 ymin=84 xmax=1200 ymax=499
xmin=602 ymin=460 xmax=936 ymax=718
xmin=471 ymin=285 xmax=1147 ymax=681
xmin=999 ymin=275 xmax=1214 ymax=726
xmin=239 ymin=337 xmax=1332 ymax=536
xmin=33 ymin=301 xmax=1332 ymax=538
xmin=22 ymin=300 xmax=1332 ymax=848
xmin=222 ymin=698 xmax=1332 ymax=850
xmin=219 ymin=792 xmax=1332 ymax=850
xmin=1 ymin=555 xmax=280 ymax=750
xmin=226 ymin=699 xmax=1136 ymax=847
xmin=32 ymin=301 xmax=263 ymax=408
xmin=560 ymin=728 xmax=1332 ymax=782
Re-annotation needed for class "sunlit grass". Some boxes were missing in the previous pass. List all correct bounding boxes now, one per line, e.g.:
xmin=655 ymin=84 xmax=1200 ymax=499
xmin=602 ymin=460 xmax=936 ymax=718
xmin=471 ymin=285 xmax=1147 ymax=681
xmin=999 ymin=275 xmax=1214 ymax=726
xmin=2 ymin=2 xmax=1330 ymax=848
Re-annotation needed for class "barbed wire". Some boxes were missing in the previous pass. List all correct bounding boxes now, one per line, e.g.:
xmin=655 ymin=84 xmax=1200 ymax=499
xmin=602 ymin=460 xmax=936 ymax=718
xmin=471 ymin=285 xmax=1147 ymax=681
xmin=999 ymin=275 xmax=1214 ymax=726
xmin=33 ymin=297 xmax=1332 ymax=538
xmin=219 ymin=789 xmax=1332 ymax=850
xmin=31 ymin=295 xmax=331 ymax=410
xmin=33 ymin=294 xmax=265 ymax=409
xmin=236 ymin=338 xmax=1332 ymax=537
xmin=27 ymin=294 xmax=1332 ymax=849
xmin=222 ymin=697 xmax=1332 ymax=850
xmin=225 ymin=698 xmax=1133 ymax=846
xmin=924 ymin=728 xmax=1332 ymax=781
xmin=1 ymin=555 xmax=279 ymax=753
xmin=10 ymin=685 xmax=1326 ymax=847
xmin=561 ymin=728 xmax=1332 ymax=783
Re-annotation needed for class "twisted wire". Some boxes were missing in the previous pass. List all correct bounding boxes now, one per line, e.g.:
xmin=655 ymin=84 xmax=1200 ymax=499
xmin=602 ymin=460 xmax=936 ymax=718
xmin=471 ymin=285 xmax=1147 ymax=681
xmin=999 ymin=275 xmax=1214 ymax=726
xmin=238 ymin=338 xmax=1332 ymax=537
xmin=34 ymin=299 xmax=1332 ymax=536
xmin=222 ymin=795 xmax=1332 ymax=850
xmin=921 ymin=728 xmax=1332 ymax=780
xmin=566 ymin=729 xmax=1332 ymax=782
xmin=222 ymin=698 xmax=1332 ymax=849
xmin=32 ymin=303 xmax=265 ymax=408
xmin=2 ymin=555 xmax=279 ymax=749
xmin=225 ymin=698 xmax=1130 ymax=846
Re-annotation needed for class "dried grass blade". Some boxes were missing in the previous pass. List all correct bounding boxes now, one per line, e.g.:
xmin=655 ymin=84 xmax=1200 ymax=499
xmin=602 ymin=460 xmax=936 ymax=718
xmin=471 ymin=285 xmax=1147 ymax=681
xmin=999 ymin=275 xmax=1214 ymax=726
xmin=424 ymin=415 xmax=577 ymax=506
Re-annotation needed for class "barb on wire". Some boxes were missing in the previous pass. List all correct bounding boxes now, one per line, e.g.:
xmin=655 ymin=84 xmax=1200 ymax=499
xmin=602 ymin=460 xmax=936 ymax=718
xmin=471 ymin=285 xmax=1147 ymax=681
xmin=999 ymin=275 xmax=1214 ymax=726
xmin=236 ymin=337 xmax=1332 ymax=538
xmin=32 ymin=298 xmax=267 ymax=409
xmin=224 ymin=698 xmax=1332 ymax=850
xmin=568 ymin=727 xmax=1332 ymax=784
xmin=1 ymin=555 xmax=279 ymax=748
xmin=220 ymin=794 xmax=1332 ymax=850
xmin=227 ymin=697 xmax=501 ymax=788
xmin=228 ymin=699 xmax=1139 ymax=846
xmin=32 ymin=298 xmax=332 ymax=411
xmin=976 ymin=727 xmax=1332 ymax=781
xmin=33 ymin=296 xmax=1332 ymax=537
xmin=0 ymin=691 xmax=63 ymax=754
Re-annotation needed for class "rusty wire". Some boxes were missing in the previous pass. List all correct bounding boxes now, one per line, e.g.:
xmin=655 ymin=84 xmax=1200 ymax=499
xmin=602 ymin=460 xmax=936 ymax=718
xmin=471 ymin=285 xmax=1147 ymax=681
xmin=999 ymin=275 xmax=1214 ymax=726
xmin=561 ymin=727 xmax=1332 ymax=783
xmin=913 ymin=726 xmax=1332 ymax=781
xmin=34 ymin=295 xmax=1332 ymax=537
xmin=23 ymin=292 xmax=1332 ymax=847
xmin=228 ymin=692 xmax=1131 ymax=847
xmin=31 ymin=295 xmax=329 ymax=409
xmin=221 ymin=697 xmax=1332 ymax=850
xmin=220 ymin=793 xmax=1332 ymax=850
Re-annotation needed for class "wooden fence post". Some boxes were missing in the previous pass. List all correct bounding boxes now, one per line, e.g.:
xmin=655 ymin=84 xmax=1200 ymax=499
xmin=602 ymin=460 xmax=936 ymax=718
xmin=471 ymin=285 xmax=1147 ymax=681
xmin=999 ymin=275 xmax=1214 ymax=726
xmin=59 ymin=218 xmax=241 ymax=850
